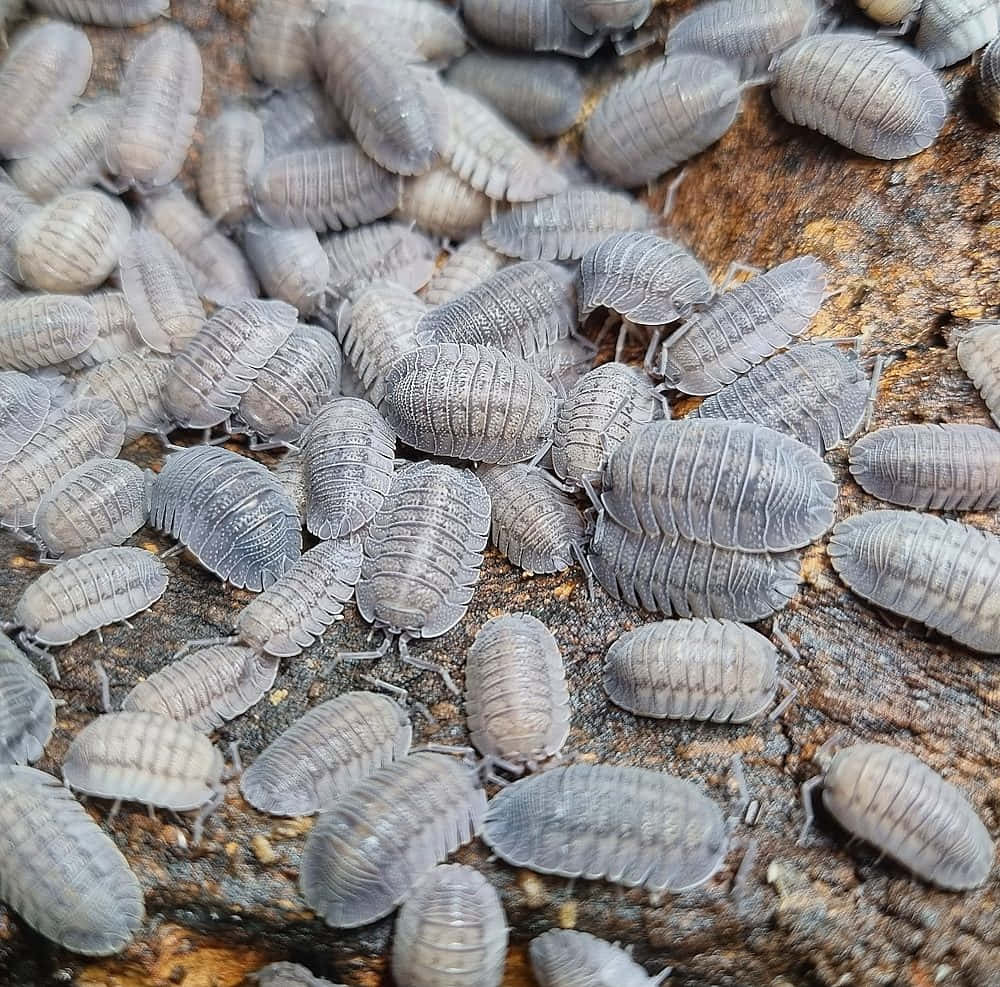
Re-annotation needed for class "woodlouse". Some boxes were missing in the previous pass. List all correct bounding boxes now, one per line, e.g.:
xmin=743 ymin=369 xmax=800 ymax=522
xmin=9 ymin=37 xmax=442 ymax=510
xmin=658 ymin=256 xmax=827 ymax=395
xmin=54 ymin=291 xmax=141 ymax=372
xmin=149 ymin=445 xmax=301 ymax=591
xmin=461 ymin=0 xmax=602 ymax=57
xmin=299 ymin=752 xmax=486 ymax=928
xmin=250 ymin=963 xmax=345 ymax=987
xmin=240 ymin=690 xmax=411 ymax=816
xmin=530 ymin=929 xmax=667 ymax=987
xmin=855 ymin=0 xmax=921 ymax=25
xmin=977 ymin=37 xmax=1000 ymax=123
xmin=392 ymin=864 xmax=508 ymax=987
xmin=828 ymin=510 xmax=1000 ymax=653
xmin=75 ymin=349 xmax=174 ymax=442
xmin=0 ymin=633 xmax=55 ymax=764
xmin=248 ymin=0 xmax=320 ymax=89
xmin=0 ymin=295 xmax=98 ymax=372
xmin=242 ymin=221 xmax=331 ymax=316
xmin=915 ymin=0 xmax=999 ymax=68
xmin=466 ymin=613 xmax=569 ymax=768
xmin=420 ymin=237 xmax=506 ymax=307
xmin=197 ymin=109 xmax=266 ymax=227
xmin=29 ymin=0 xmax=166 ymax=25
xmin=801 ymin=741 xmax=993 ymax=890
xmin=0 ymin=370 xmax=53 ymax=464
xmin=956 ymin=320 xmax=1000 ymax=425
xmin=770 ymin=32 xmax=947 ymax=159
xmin=482 ymin=763 xmax=728 ymax=893
xmin=326 ymin=0 xmax=467 ymax=63
xmin=561 ymin=0 xmax=652 ymax=32
xmin=0 ymin=765 xmax=143 ymax=955
xmin=397 ymin=165 xmax=491 ymax=241
xmin=482 ymin=186 xmax=656 ymax=262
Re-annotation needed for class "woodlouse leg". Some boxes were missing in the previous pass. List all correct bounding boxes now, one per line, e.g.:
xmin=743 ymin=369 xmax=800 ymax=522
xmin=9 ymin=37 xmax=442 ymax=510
xmin=159 ymin=544 xmax=185 ymax=560
xmin=361 ymin=674 xmax=437 ymax=726
xmin=643 ymin=328 xmax=664 ymax=376
xmin=172 ymin=635 xmax=239 ymax=660
xmin=863 ymin=354 xmax=885 ymax=431
xmin=107 ymin=797 xmax=122 ymax=824
xmin=613 ymin=28 xmax=656 ymax=57
xmin=769 ymin=679 xmax=798 ymax=721
xmin=660 ymin=167 xmax=687 ymax=219
xmin=580 ymin=476 xmax=603 ymax=514
xmin=155 ymin=429 xmax=184 ymax=452
xmin=226 ymin=741 xmax=243 ymax=780
xmin=651 ymin=964 xmax=674 ymax=986
xmin=731 ymin=839 xmax=760 ymax=899
xmin=744 ymin=799 xmax=762 ymax=826
xmin=120 ymin=619 xmax=135 ymax=631
xmin=729 ymin=755 xmax=751 ymax=821
xmin=719 ymin=261 xmax=763 ymax=292
xmin=798 ymin=775 xmax=822 ymax=845
xmin=17 ymin=632 xmax=60 ymax=681
xmin=248 ymin=437 xmax=297 ymax=453
xmin=614 ymin=319 xmax=633 ymax=363
xmin=95 ymin=628 xmax=105 ymax=645
xmin=398 ymin=637 xmax=459 ymax=696
xmin=337 ymin=633 xmax=392 ymax=663
xmin=659 ymin=319 xmax=694 ymax=353
xmin=771 ymin=623 xmax=802 ymax=662
xmin=191 ymin=785 xmax=226 ymax=846
xmin=570 ymin=542 xmax=596 ymax=602
xmin=93 ymin=660 xmax=111 ymax=713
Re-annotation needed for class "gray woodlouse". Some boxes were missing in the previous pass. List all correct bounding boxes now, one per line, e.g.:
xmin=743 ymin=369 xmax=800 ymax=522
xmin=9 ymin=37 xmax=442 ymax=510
xmin=33 ymin=457 xmax=149 ymax=560
xmin=479 ymin=464 xmax=588 ymax=574
xmin=250 ymin=962 xmax=346 ymax=987
xmin=397 ymin=165 xmax=491 ymax=241
xmin=121 ymin=644 xmax=279 ymax=734
xmin=849 ymin=423 xmax=1000 ymax=510
xmin=482 ymin=762 xmax=728 ymax=893
xmin=466 ymin=613 xmax=569 ymax=768
xmin=384 ymin=343 xmax=559 ymax=465
xmin=770 ymin=32 xmax=947 ymax=159
xmin=658 ymin=256 xmax=827 ymax=395
xmin=0 ymin=370 xmax=53 ymax=464
xmin=28 ymin=0 xmax=167 ymax=24
xmin=445 ymin=52 xmax=584 ymax=139
xmin=578 ymin=233 xmax=714 ymax=325
xmin=589 ymin=514 xmax=802 ymax=621
xmin=855 ymin=0 xmax=921 ymax=25
xmin=0 ymin=22 xmax=93 ymax=159
xmin=234 ymin=536 xmax=363 ymax=657
xmin=326 ymin=0 xmax=467 ymax=63
xmin=302 ymin=398 xmax=395 ymax=539
xmin=603 ymin=618 xmax=779 ymax=723
xmin=120 ymin=228 xmax=205 ymax=355
xmin=77 ymin=291 xmax=142 ymax=366
xmin=0 ymin=397 xmax=126 ymax=529
xmin=915 ymin=0 xmax=999 ymax=68
xmin=0 ymin=295 xmax=98 ymax=372
xmin=392 ymin=864 xmax=508 ymax=987
xmin=461 ymin=0 xmax=603 ymax=57
xmin=561 ymin=0 xmax=652 ymax=32
xmin=272 ymin=450 xmax=307 ymax=519
xmin=62 ymin=711 xmax=224 ymax=812
xmin=800 ymin=741 xmax=993 ymax=890
xmin=75 ymin=349 xmax=174 ymax=442
xmin=15 ymin=189 xmax=131 ymax=293
xmin=444 ymin=86 xmax=567 ymax=202
xmin=242 ymin=221 xmax=331 ymax=316
xmin=0 ymin=633 xmax=55 ymax=764
xmin=248 ymin=0 xmax=321 ymax=90
xmin=197 ymin=109 xmax=266 ymax=226
xmin=317 ymin=13 xmax=449 ymax=176
xmin=420 ymin=237 xmax=506 ymax=307
xmin=583 ymin=54 xmax=743 ymax=188
xmin=252 ymin=143 xmax=401 ymax=232
xmin=162 ymin=298 xmax=297 ymax=430
xmin=0 ymin=765 xmax=144 ymax=955
xmin=106 ymin=24 xmax=203 ymax=188
xmin=691 ymin=342 xmax=872 ymax=455
xmin=13 ymin=547 xmax=167 ymax=647
xmin=149 ymin=445 xmax=301 ymax=591
xmin=977 ymin=37 xmax=1000 ymax=123
xmin=356 ymin=461 xmax=491 ymax=644
xmin=828 ymin=510 xmax=1000 ymax=653
xmin=299 ymin=752 xmax=486 ymax=928
xmin=236 ymin=324 xmax=343 ymax=446
xmin=240 ymin=690 xmax=411 ymax=816
xmin=530 ymin=929 xmax=667 ymax=987
xmin=957 ymin=320 xmax=1000 ymax=428
xmin=551 ymin=362 xmax=664 ymax=491
xmin=666 ymin=0 xmax=820 ymax=78
xmin=257 ymin=87 xmax=345 ymax=156
xmin=482 ymin=186 xmax=656 ymax=262
xmin=602 ymin=420 xmax=838 ymax=551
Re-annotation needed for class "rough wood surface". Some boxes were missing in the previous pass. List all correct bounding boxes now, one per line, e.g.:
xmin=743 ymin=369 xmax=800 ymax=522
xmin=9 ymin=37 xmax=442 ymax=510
xmin=1 ymin=2 xmax=999 ymax=986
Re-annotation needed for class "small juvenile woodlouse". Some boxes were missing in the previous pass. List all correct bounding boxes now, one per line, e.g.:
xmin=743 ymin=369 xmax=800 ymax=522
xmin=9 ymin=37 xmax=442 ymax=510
xmin=915 ymin=0 xmax=999 ymax=69
xmin=75 ymin=349 xmax=174 ymax=442
xmin=420 ymin=237 xmax=506 ymax=307
xmin=978 ymin=37 xmax=1000 ymax=123
xmin=197 ymin=109 xmax=266 ymax=227
xmin=242 ymin=222 xmax=331 ymax=316
xmin=0 ymin=370 xmax=53 ymax=465
xmin=956 ymin=320 xmax=1000 ymax=425
xmin=461 ymin=0 xmax=602 ymax=57
xmin=392 ymin=864 xmax=508 ymax=987
xmin=299 ymin=752 xmax=486 ymax=928
xmin=0 ymin=632 xmax=55 ymax=764
xmin=240 ymin=690 xmax=411 ymax=816
xmin=397 ymin=165 xmax=491 ymax=241
xmin=250 ymin=962 xmax=345 ymax=987
xmin=248 ymin=0 xmax=321 ymax=90
xmin=0 ymin=295 xmax=98 ymax=372
xmin=530 ymin=929 xmax=668 ymax=987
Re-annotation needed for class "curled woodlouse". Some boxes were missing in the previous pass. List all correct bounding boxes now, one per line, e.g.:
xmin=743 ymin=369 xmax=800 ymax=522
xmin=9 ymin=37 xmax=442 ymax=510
xmin=561 ymin=0 xmax=652 ymax=32
xmin=589 ymin=513 xmax=802 ymax=620
xmin=385 ymin=343 xmax=559 ymax=465
xmin=856 ymin=0 xmax=921 ymax=25
xmin=977 ymin=38 xmax=1000 ymax=123
xmin=197 ymin=109 xmax=266 ymax=226
xmin=915 ymin=0 xmax=999 ymax=68
xmin=13 ymin=547 xmax=167 ymax=648
xmin=34 ymin=458 xmax=149 ymax=560
xmin=0 ymin=22 xmax=93 ymax=159
xmin=149 ymin=445 xmax=301 ymax=591
xmin=250 ymin=962 xmax=346 ymax=987
xmin=691 ymin=342 xmax=872 ymax=454
xmin=240 ymin=690 xmax=411 ymax=816
xmin=121 ymin=645 xmax=279 ymax=734
xmin=302 ymin=398 xmax=395 ymax=539
xmin=0 ymin=370 xmax=53 ymax=464
xmin=658 ymin=256 xmax=827 ymax=395
xmin=849 ymin=423 xmax=1000 ymax=510
xmin=75 ymin=349 xmax=173 ymax=442
xmin=397 ymin=165 xmax=491 ymax=241
xmin=420 ymin=237 xmax=506 ymax=307
xmin=0 ymin=765 xmax=144 ymax=955
xmin=253 ymin=143 xmax=401 ymax=232
xmin=356 ymin=461 xmax=490 ymax=643
xmin=243 ymin=222 xmax=330 ymax=315
xmin=957 ymin=320 xmax=1000 ymax=426
xmin=466 ymin=613 xmax=569 ymax=768
xmin=446 ymin=52 xmax=583 ymax=139
xmin=326 ymin=0 xmax=467 ymax=63
xmin=603 ymin=618 xmax=780 ymax=723
xmin=801 ymin=741 xmax=993 ymax=890
xmin=482 ymin=186 xmax=656 ymax=262
xmin=163 ymin=298 xmax=297 ymax=429
xmin=483 ymin=763 xmax=728 ymax=893
xmin=106 ymin=24 xmax=203 ymax=188
xmin=530 ymin=929 xmax=667 ymax=987
xmin=770 ymin=32 xmax=947 ymax=159
xmin=299 ymin=752 xmax=486 ymax=928
xmin=16 ymin=189 xmax=131 ymax=293
xmin=579 ymin=233 xmax=714 ymax=325
xmin=0 ymin=295 xmax=98 ymax=372
xmin=583 ymin=55 xmax=742 ymax=187
xmin=479 ymin=464 xmax=588 ymax=574
xmin=461 ymin=0 xmax=602 ymax=57
xmin=0 ymin=633 xmax=55 ymax=764
xmin=248 ymin=0 xmax=320 ymax=90
xmin=62 ymin=711 xmax=224 ymax=812
xmin=828 ymin=510 xmax=1000 ymax=653
xmin=392 ymin=864 xmax=508 ymax=987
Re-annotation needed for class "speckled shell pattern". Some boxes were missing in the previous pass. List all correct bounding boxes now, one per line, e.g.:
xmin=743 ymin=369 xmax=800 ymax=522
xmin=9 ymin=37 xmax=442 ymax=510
xmin=0 ymin=370 xmax=54 ymax=464
xmin=421 ymin=238 xmax=507 ymax=307
xmin=0 ymin=295 xmax=98 ymax=372
xmin=482 ymin=763 xmax=728 ymax=893
xmin=956 ymin=320 xmax=1000 ymax=426
xmin=459 ymin=0 xmax=602 ymax=57
xmin=299 ymin=752 xmax=486 ymax=928
xmin=530 ymin=929 xmax=661 ymax=987
xmin=0 ymin=633 xmax=55 ymax=764
xmin=75 ymin=350 xmax=174 ymax=442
